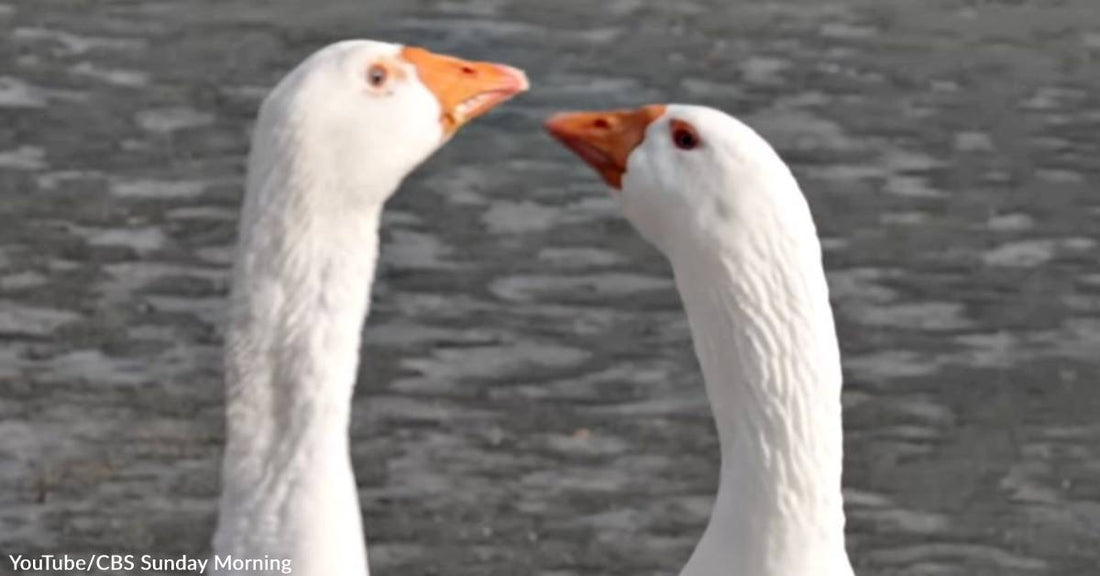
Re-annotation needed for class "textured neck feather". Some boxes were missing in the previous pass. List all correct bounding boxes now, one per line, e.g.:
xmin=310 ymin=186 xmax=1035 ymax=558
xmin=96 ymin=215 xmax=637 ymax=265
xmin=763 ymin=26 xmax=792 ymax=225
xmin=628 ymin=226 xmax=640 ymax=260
xmin=212 ymin=129 xmax=390 ymax=575
xmin=670 ymin=213 xmax=852 ymax=576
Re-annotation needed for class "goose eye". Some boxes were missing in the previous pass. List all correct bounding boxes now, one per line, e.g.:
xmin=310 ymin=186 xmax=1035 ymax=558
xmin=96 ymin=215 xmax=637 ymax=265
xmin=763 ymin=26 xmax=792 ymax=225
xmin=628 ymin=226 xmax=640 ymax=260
xmin=670 ymin=120 xmax=701 ymax=151
xmin=367 ymin=64 xmax=388 ymax=88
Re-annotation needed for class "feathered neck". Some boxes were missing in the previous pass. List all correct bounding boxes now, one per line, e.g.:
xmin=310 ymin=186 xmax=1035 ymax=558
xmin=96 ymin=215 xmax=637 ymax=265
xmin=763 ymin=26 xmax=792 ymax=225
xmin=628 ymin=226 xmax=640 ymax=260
xmin=668 ymin=197 xmax=852 ymax=576
xmin=212 ymin=117 xmax=388 ymax=575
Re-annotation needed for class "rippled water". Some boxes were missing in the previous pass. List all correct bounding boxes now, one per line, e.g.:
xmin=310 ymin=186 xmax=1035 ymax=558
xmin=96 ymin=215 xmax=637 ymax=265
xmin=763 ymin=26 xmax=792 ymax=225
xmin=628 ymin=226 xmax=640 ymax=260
xmin=1 ymin=0 xmax=1098 ymax=574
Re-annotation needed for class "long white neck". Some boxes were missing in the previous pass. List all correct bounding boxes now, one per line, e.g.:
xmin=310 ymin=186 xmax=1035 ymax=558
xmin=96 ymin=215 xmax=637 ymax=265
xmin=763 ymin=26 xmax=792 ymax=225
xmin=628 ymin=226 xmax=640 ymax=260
xmin=212 ymin=130 xmax=395 ymax=575
xmin=670 ymin=217 xmax=852 ymax=576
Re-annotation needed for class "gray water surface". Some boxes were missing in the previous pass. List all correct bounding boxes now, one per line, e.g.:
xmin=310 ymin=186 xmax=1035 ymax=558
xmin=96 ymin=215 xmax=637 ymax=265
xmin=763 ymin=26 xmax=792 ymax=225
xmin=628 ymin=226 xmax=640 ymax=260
xmin=1 ymin=0 xmax=1098 ymax=574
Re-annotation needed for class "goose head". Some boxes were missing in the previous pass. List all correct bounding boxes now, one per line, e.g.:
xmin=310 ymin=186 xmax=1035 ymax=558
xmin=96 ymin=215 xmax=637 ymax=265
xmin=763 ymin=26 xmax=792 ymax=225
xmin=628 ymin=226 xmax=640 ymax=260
xmin=254 ymin=40 xmax=528 ymax=204
xmin=544 ymin=104 xmax=813 ymax=263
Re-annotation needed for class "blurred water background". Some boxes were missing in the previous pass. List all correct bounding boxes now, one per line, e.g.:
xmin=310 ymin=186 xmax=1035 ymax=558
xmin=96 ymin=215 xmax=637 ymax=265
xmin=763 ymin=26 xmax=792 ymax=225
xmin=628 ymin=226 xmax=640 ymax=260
xmin=0 ymin=0 xmax=1098 ymax=574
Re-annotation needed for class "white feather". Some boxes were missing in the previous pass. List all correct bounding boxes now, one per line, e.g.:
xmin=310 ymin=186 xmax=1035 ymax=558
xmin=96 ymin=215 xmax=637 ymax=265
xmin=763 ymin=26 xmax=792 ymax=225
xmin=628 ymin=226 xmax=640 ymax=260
xmin=211 ymin=40 xmax=446 ymax=576
xmin=622 ymin=105 xmax=853 ymax=576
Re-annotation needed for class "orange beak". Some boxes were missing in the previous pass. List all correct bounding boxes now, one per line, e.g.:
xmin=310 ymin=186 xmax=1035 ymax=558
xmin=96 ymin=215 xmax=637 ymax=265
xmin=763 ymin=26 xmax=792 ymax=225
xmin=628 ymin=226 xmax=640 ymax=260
xmin=401 ymin=46 xmax=529 ymax=137
xmin=543 ymin=105 xmax=666 ymax=189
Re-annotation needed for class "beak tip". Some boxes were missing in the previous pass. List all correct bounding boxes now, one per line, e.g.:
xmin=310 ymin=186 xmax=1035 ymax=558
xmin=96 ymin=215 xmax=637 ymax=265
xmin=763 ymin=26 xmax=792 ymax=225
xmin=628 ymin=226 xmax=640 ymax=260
xmin=542 ymin=112 xmax=571 ymax=135
xmin=496 ymin=64 xmax=529 ymax=93
xmin=513 ymin=68 xmax=531 ymax=92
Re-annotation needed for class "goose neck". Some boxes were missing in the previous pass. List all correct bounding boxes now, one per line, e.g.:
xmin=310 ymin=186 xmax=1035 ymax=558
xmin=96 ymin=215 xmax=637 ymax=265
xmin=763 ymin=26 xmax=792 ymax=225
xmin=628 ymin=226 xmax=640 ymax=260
xmin=671 ymin=249 xmax=850 ymax=575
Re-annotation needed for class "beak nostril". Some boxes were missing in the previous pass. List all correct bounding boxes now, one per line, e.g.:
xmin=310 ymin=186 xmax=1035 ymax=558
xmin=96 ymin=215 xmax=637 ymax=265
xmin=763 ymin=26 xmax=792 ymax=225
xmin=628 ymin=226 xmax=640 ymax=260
xmin=461 ymin=65 xmax=477 ymax=75
xmin=592 ymin=118 xmax=611 ymax=130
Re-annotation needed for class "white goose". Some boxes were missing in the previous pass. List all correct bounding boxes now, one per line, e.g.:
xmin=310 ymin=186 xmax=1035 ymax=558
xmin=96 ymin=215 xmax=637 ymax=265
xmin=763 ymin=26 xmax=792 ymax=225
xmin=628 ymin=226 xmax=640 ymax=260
xmin=545 ymin=105 xmax=853 ymax=576
xmin=212 ymin=40 xmax=527 ymax=576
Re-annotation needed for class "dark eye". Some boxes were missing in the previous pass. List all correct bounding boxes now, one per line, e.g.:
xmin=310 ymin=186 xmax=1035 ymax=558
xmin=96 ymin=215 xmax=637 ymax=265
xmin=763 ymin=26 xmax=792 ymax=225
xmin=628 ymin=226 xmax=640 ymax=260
xmin=670 ymin=119 xmax=701 ymax=151
xmin=674 ymin=129 xmax=697 ymax=149
xmin=367 ymin=64 xmax=388 ymax=87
